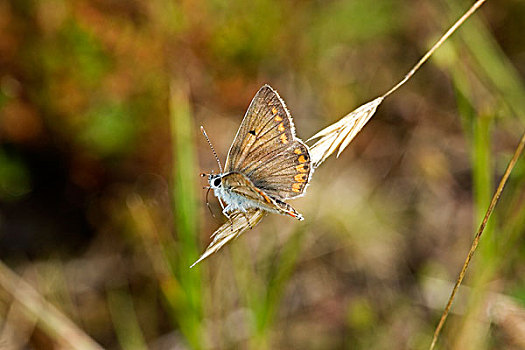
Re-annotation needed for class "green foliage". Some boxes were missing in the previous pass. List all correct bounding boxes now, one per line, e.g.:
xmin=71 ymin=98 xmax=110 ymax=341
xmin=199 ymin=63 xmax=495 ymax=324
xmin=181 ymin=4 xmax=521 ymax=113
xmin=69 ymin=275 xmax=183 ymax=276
xmin=210 ymin=0 xmax=285 ymax=70
xmin=78 ymin=102 xmax=137 ymax=157
xmin=0 ymin=0 xmax=524 ymax=349
xmin=309 ymin=0 xmax=399 ymax=49
xmin=169 ymin=85 xmax=203 ymax=349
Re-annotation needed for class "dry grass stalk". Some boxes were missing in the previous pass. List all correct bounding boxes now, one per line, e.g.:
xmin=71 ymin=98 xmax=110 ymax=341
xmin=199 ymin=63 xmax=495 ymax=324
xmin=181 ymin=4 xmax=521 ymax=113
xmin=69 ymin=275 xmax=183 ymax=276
xmin=309 ymin=0 xmax=488 ymax=166
xmin=423 ymin=277 xmax=525 ymax=348
xmin=308 ymin=97 xmax=383 ymax=167
xmin=1 ymin=296 xmax=38 ymax=349
xmin=191 ymin=209 xmax=265 ymax=268
xmin=193 ymin=0 xmax=490 ymax=269
xmin=0 ymin=261 xmax=103 ymax=350
xmin=429 ymin=129 xmax=525 ymax=350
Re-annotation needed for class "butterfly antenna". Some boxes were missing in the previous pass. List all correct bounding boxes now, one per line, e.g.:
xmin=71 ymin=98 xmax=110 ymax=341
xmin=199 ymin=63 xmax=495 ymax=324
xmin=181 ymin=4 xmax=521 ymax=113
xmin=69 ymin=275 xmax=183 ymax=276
xmin=200 ymin=126 xmax=223 ymax=173
xmin=204 ymin=187 xmax=215 ymax=218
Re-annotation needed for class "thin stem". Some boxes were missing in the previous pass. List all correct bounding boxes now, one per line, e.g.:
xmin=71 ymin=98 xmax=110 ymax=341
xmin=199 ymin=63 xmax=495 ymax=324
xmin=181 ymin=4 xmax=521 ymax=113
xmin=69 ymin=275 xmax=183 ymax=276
xmin=0 ymin=261 xmax=103 ymax=350
xmin=381 ymin=0 xmax=487 ymax=99
xmin=429 ymin=129 xmax=525 ymax=350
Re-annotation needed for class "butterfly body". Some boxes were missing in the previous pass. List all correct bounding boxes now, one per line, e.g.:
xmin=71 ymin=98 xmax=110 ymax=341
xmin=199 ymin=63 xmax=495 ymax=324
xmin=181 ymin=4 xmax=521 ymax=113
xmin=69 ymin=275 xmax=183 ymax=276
xmin=208 ymin=172 xmax=304 ymax=220
xmin=206 ymin=84 xmax=312 ymax=223
xmin=208 ymin=173 xmax=259 ymax=213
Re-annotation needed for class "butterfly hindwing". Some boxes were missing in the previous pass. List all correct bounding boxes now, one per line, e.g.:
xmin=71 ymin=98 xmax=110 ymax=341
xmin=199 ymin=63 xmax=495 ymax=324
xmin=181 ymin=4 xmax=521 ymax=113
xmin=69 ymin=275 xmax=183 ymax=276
xmin=221 ymin=172 xmax=303 ymax=220
xmin=221 ymin=172 xmax=272 ymax=206
xmin=224 ymin=85 xmax=312 ymax=199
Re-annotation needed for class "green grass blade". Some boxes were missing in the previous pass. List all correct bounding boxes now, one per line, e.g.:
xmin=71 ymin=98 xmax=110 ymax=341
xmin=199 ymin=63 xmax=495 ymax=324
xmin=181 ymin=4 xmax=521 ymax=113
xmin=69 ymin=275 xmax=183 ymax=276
xmin=169 ymin=82 xmax=203 ymax=348
xmin=107 ymin=287 xmax=148 ymax=350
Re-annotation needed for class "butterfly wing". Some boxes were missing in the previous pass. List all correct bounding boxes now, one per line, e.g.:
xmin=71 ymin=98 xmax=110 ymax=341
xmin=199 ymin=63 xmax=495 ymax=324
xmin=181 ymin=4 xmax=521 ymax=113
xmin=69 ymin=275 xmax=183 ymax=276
xmin=224 ymin=85 xmax=312 ymax=199
xmin=222 ymin=172 xmax=304 ymax=220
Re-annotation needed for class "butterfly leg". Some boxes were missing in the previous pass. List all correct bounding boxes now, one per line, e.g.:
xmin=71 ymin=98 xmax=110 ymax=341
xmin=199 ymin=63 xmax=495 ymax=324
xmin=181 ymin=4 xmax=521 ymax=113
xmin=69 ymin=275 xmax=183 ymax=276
xmin=217 ymin=196 xmax=227 ymax=213
xmin=240 ymin=211 xmax=253 ymax=229
xmin=222 ymin=205 xmax=235 ymax=232
xmin=222 ymin=203 xmax=234 ymax=219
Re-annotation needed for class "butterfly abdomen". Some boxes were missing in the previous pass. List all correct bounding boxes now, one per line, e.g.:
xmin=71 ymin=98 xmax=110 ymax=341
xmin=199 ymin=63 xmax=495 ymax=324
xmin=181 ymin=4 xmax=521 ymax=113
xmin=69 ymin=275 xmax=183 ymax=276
xmin=274 ymin=198 xmax=304 ymax=220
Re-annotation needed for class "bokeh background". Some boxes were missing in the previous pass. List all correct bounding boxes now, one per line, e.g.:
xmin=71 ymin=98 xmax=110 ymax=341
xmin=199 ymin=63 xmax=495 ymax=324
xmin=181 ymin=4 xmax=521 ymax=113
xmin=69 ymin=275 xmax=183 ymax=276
xmin=1 ymin=0 xmax=524 ymax=349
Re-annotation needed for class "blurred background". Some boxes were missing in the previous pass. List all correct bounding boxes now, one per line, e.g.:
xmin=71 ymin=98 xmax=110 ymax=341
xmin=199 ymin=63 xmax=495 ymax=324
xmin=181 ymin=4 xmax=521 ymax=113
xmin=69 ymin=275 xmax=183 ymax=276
xmin=0 ymin=0 xmax=524 ymax=349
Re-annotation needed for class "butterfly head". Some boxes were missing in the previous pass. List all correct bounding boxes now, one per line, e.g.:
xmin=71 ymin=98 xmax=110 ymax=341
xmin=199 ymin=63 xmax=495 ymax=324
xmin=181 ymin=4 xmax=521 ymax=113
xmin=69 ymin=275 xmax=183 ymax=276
xmin=208 ymin=173 xmax=223 ymax=190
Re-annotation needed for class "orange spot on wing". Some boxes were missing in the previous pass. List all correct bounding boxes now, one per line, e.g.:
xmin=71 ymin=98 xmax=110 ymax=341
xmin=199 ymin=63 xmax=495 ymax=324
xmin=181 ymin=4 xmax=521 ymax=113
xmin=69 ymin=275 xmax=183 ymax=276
xmin=292 ymin=183 xmax=302 ymax=192
xmin=286 ymin=210 xmax=298 ymax=218
xmin=294 ymin=148 xmax=302 ymax=154
xmin=278 ymin=123 xmax=285 ymax=132
xmin=296 ymin=164 xmax=308 ymax=172
xmin=271 ymin=107 xmax=278 ymax=115
xmin=294 ymin=174 xmax=307 ymax=182
xmin=280 ymin=134 xmax=288 ymax=144
xmin=255 ymin=188 xmax=272 ymax=203
xmin=274 ymin=115 xmax=283 ymax=122
xmin=298 ymin=155 xmax=308 ymax=163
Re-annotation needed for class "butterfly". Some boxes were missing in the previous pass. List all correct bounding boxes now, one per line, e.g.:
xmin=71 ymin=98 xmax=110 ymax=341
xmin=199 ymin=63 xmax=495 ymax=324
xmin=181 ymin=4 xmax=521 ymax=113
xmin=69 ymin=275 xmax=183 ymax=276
xmin=193 ymin=85 xmax=313 ymax=267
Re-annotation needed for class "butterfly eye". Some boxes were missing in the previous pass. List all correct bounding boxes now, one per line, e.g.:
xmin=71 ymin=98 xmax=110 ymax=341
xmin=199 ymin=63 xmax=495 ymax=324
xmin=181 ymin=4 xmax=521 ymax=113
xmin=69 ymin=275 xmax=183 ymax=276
xmin=213 ymin=178 xmax=221 ymax=187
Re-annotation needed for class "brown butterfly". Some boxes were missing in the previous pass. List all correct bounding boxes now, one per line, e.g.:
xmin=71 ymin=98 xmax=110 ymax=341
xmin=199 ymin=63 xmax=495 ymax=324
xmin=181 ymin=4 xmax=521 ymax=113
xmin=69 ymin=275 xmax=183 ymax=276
xmin=207 ymin=84 xmax=312 ymax=219
xmin=193 ymin=85 xmax=313 ymax=266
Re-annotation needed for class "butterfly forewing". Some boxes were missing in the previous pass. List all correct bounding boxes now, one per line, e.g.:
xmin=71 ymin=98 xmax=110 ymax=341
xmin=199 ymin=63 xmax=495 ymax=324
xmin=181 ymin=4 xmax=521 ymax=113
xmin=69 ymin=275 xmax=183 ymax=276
xmin=224 ymin=85 xmax=312 ymax=199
